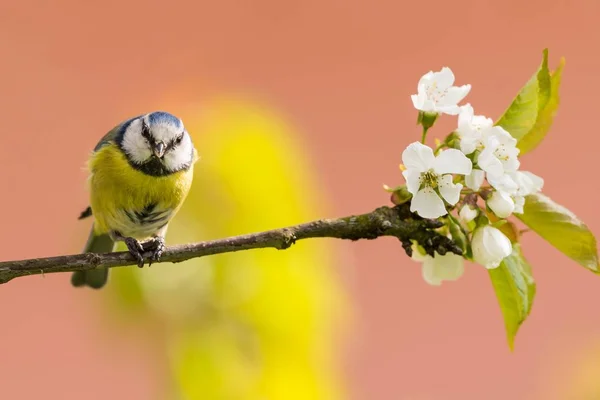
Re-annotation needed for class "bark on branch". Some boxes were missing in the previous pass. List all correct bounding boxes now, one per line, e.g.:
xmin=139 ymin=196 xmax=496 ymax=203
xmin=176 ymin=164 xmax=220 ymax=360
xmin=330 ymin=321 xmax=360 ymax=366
xmin=0 ymin=204 xmax=462 ymax=285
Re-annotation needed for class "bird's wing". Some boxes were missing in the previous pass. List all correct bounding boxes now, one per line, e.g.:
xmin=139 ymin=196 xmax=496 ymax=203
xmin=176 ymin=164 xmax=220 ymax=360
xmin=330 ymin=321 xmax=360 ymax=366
xmin=93 ymin=114 xmax=142 ymax=152
xmin=78 ymin=115 xmax=143 ymax=220
xmin=93 ymin=124 xmax=121 ymax=152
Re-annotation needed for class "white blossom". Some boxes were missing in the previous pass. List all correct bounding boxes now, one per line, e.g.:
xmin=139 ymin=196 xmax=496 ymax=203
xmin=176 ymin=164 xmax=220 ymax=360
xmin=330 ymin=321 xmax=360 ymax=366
xmin=472 ymin=226 xmax=512 ymax=269
xmin=402 ymin=142 xmax=472 ymax=218
xmin=510 ymin=170 xmax=544 ymax=196
xmin=411 ymin=245 xmax=465 ymax=286
xmin=477 ymin=129 xmax=520 ymax=179
xmin=411 ymin=67 xmax=471 ymax=115
xmin=456 ymin=104 xmax=494 ymax=154
xmin=487 ymin=170 xmax=544 ymax=214
xmin=459 ymin=205 xmax=478 ymax=223
xmin=456 ymin=105 xmax=521 ymax=186
xmin=509 ymin=170 xmax=544 ymax=214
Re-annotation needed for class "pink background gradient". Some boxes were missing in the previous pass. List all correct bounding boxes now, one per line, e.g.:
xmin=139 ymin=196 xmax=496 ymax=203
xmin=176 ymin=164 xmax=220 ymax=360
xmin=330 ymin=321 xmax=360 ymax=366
xmin=0 ymin=0 xmax=598 ymax=399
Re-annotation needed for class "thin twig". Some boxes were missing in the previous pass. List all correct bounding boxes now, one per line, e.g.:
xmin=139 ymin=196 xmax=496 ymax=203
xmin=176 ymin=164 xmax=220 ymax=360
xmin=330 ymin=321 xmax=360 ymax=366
xmin=0 ymin=204 xmax=462 ymax=285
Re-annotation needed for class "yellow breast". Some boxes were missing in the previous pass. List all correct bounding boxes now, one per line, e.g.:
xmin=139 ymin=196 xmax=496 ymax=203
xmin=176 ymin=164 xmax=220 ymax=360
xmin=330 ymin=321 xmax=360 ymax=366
xmin=88 ymin=144 xmax=194 ymax=239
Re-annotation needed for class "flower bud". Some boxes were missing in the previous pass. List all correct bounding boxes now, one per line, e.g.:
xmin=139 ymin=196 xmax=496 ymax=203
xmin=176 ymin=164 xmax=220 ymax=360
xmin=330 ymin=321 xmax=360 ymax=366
xmin=422 ymin=253 xmax=464 ymax=286
xmin=487 ymin=190 xmax=515 ymax=218
xmin=471 ymin=225 xmax=512 ymax=269
xmin=459 ymin=205 xmax=478 ymax=223
xmin=410 ymin=243 xmax=465 ymax=285
xmin=417 ymin=111 xmax=439 ymax=130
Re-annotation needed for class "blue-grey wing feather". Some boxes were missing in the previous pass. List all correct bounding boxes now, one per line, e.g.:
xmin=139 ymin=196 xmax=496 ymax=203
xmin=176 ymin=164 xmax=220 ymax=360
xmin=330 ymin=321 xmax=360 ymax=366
xmin=79 ymin=115 xmax=142 ymax=220
xmin=93 ymin=125 xmax=120 ymax=152
xmin=93 ymin=114 xmax=142 ymax=152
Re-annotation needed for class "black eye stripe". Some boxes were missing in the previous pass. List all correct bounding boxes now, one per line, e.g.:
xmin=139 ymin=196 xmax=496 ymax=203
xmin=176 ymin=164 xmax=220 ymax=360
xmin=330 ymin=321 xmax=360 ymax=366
xmin=141 ymin=121 xmax=154 ymax=143
xmin=169 ymin=133 xmax=184 ymax=148
xmin=140 ymin=122 xmax=185 ymax=149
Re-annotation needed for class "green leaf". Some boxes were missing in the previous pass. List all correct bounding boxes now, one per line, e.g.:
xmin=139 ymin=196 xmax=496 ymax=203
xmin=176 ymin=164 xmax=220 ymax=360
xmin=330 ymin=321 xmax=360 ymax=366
xmin=516 ymin=193 xmax=599 ymax=272
xmin=496 ymin=49 xmax=565 ymax=155
xmin=489 ymin=244 xmax=536 ymax=350
xmin=519 ymin=254 xmax=536 ymax=316
xmin=518 ymin=57 xmax=565 ymax=154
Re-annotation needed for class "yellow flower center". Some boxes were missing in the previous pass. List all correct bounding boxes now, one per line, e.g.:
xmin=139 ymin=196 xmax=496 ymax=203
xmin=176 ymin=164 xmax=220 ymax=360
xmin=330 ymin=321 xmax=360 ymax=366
xmin=426 ymin=82 xmax=448 ymax=103
xmin=419 ymin=169 xmax=439 ymax=189
xmin=494 ymin=144 xmax=510 ymax=161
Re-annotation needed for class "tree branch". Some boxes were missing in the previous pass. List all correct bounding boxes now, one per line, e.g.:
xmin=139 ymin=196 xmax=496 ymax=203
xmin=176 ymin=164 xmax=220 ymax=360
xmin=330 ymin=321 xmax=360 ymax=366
xmin=0 ymin=204 xmax=462 ymax=285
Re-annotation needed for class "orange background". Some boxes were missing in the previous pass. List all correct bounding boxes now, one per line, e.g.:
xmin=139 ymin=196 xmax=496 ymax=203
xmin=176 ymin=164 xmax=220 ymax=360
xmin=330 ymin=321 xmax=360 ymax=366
xmin=0 ymin=1 xmax=598 ymax=399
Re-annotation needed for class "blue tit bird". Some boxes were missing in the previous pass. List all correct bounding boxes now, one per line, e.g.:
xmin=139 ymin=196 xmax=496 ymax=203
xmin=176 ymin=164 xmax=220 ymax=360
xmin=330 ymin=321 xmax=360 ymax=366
xmin=72 ymin=111 xmax=198 ymax=289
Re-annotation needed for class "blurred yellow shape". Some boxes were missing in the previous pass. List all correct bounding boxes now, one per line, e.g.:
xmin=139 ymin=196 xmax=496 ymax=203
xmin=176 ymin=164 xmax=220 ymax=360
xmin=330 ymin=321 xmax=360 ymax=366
xmin=109 ymin=96 xmax=349 ymax=400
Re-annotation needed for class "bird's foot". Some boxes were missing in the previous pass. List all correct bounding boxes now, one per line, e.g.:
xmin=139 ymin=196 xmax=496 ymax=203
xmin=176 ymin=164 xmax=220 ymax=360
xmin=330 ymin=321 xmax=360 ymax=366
xmin=123 ymin=237 xmax=145 ymax=268
xmin=141 ymin=236 xmax=166 ymax=266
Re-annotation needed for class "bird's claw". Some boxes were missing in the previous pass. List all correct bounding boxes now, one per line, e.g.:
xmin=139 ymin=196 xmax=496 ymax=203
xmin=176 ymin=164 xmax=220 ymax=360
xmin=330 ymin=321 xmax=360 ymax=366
xmin=124 ymin=237 xmax=145 ymax=268
xmin=142 ymin=237 xmax=165 ymax=266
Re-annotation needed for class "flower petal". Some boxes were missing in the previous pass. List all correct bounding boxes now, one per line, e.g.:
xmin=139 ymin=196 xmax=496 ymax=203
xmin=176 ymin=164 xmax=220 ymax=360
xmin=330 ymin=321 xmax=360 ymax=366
xmin=438 ymin=84 xmax=471 ymax=108
xmin=502 ymin=153 xmax=520 ymax=173
xmin=457 ymin=104 xmax=474 ymax=130
xmin=435 ymin=104 xmax=461 ymax=115
xmin=487 ymin=173 xmax=518 ymax=195
xmin=472 ymin=226 xmax=512 ymax=269
xmin=422 ymin=253 xmax=464 ymax=285
xmin=410 ymin=187 xmax=447 ymax=218
xmin=438 ymin=174 xmax=462 ymax=205
xmin=432 ymin=149 xmax=472 ymax=175
xmin=522 ymin=171 xmax=544 ymax=192
xmin=417 ymin=71 xmax=434 ymax=89
xmin=402 ymin=142 xmax=435 ymax=172
xmin=433 ymin=67 xmax=456 ymax=89
xmin=422 ymin=259 xmax=443 ymax=285
xmin=487 ymin=190 xmax=515 ymax=218
xmin=459 ymin=137 xmax=478 ymax=155
xmin=484 ymin=125 xmax=516 ymax=145
xmin=421 ymin=99 xmax=437 ymax=112
xmin=478 ymin=147 xmax=504 ymax=178
xmin=459 ymin=205 xmax=478 ymax=223
xmin=481 ymin=227 xmax=512 ymax=268
xmin=402 ymin=168 xmax=422 ymax=195
xmin=465 ymin=169 xmax=485 ymax=191
xmin=513 ymin=195 xmax=525 ymax=214
xmin=511 ymin=170 xmax=544 ymax=196
xmin=411 ymin=94 xmax=424 ymax=110
xmin=471 ymin=115 xmax=494 ymax=129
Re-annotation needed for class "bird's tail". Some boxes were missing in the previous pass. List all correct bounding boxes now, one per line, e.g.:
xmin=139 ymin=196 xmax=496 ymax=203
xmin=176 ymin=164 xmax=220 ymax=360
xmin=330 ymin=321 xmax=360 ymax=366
xmin=71 ymin=225 xmax=115 ymax=289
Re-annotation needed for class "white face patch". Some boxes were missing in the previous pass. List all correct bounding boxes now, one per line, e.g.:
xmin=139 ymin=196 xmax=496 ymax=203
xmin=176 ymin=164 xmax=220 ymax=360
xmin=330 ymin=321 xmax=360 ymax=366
xmin=120 ymin=114 xmax=194 ymax=173
xmin=163 ymin=132 xmax=193 ymax=171
xmin=121 ymin=119 xmax=152 ymax=164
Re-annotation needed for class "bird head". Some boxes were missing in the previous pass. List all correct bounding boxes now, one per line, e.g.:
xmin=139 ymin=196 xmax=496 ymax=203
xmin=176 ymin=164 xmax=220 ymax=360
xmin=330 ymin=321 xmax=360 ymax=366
xmin=117 ymin=111 xmax=195 ymax=176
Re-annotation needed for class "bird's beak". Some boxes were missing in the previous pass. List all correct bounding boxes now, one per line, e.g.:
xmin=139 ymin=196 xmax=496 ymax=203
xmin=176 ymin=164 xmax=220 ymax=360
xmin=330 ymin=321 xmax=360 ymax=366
xmin=153 ymin=142 xmax=166 ymax=158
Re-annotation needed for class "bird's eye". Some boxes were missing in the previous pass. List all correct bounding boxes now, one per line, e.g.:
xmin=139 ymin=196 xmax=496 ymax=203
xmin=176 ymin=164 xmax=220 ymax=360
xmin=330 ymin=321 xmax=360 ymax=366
xmin=175 ymin=133 xmax=184 ymax=144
